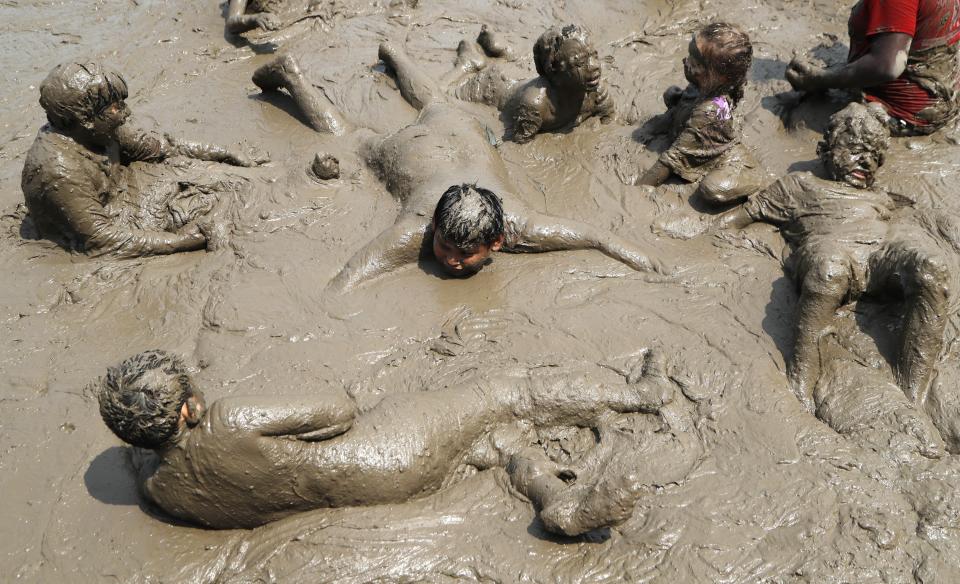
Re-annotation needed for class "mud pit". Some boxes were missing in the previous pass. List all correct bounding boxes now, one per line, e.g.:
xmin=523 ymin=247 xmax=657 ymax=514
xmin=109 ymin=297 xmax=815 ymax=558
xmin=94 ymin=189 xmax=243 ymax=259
xmin=6 ymin=0 xmax=960 ymax=582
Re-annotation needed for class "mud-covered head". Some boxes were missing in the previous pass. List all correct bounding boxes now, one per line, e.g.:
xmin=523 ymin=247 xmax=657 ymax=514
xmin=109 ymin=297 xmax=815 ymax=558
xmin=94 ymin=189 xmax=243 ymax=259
xmin=97 ymin=350 xmax=206 ymax=450
xmin=817 ymin=102 xmax=890 ymax=188
xmin=685 ymin=22 xmax=752 ymax=103
xmin=533 ymin=24 xmax=602 ymax=91
xmin=432 ymin=183 xmax=505 ymax=276
xmin=39 ymin=62 xmax=130 ymax=133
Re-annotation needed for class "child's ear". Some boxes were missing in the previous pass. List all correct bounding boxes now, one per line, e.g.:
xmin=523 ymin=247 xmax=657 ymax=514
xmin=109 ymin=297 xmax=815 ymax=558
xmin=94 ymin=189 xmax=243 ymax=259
xmin=491 ymin=234 xmax=505 ymax=252
xmin=184 ymin=395 xmax=204 ymax=426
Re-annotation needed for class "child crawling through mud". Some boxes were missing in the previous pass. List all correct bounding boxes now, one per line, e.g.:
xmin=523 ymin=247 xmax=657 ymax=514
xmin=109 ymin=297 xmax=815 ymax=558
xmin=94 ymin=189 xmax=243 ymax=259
xmin=444 ymin=24 xmax=615 ymax=143
xmin=665 ymin=102 xmax=957 ymax=411
xmin=21 ymin=62 xmax=264 ymax=258
xmin=638 ymin=23 xmax=763 ymax=205
xmin=251 ymin=43 xmax=664 ymax=292
xmin=97 ymin=349 xmax=677 ymax=535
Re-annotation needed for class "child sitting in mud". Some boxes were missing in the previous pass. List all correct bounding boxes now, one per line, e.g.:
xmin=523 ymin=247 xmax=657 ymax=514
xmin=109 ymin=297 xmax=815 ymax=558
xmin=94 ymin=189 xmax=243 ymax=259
xmin=96 ymin=349 xmax=676 ymax=535
xmin=251 ymin=46 xmax=664 ymax=292
xmin=639 ymin=22 xmax=763 ymax=205
xmin=663 ymin=102 xmax=956 ymax=411
xmin=445 ymin=24 xmax=615 ymax=143
xmin=21 ymin=62 xmax=263 ymax=258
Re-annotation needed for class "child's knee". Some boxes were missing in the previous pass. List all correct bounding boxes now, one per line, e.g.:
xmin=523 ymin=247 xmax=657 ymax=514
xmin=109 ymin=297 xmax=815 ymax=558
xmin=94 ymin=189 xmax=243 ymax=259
xmin=697 ymin=170 xmax=753 ymax=205
xmin=802 ymin=257 xmax=851 ymax=297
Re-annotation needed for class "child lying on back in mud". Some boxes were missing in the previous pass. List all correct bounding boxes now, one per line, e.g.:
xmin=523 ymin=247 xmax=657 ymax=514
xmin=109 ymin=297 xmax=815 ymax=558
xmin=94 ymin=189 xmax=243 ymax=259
xmin=21 ymin=62 xmax=265 ymax=258
xmin=638 ymin=22 xmax=763 ymax=205
xmin=96 ymin=349 xmax=676 ymax=535
xmin=447 ymin=24 xmax=615 ymax=143
xmin=661 ymin=102 xmax=957 ymax=412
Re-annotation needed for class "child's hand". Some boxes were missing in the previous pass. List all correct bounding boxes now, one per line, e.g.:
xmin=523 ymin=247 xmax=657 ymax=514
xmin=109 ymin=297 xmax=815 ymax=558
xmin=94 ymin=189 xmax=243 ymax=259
xmin=252 ymin=13 xmax=282 ymax=31
xmin=662 ymin=85 xmax=684 ymax=108
xmin=652 ymin=212 xmax=711 ymax=240
xmin=225 ymin=148 xmax=270 ymax=167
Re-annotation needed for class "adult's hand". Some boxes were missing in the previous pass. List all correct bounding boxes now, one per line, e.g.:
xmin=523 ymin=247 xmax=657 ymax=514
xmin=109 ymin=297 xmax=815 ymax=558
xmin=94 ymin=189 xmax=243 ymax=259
xmin=786 ymin=55 xmax=827 ymax=92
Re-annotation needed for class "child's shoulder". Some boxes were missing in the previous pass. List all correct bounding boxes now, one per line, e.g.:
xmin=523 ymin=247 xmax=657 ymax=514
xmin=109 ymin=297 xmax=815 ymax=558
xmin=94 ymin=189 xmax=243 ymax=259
xmin=692 ymin=95 xmax=734 ymax=122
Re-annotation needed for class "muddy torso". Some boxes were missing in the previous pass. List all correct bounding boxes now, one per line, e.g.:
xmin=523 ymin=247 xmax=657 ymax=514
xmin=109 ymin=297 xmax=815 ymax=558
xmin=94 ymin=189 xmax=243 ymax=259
xmin=140 ymin=398 xmax=462 ymax=529
xmin=365 ymin=103 xmax=513 ymax=213
xmin=744 ymin=172 xmax=894 ymax=248
xmin=20 ymin=127 xmax=116 ymax=248
xmin=659 ymin=88 xmax=743 ymax=182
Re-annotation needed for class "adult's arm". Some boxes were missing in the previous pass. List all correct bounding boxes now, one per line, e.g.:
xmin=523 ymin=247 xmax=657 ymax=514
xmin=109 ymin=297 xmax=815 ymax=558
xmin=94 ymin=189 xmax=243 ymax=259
xmin=787 ymin=32 xmax=913 ymax=91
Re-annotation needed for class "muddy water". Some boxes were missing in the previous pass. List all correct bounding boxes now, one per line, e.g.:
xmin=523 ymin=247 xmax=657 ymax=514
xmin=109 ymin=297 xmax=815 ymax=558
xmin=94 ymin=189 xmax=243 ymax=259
xmin=5 ymin=0 xmax=960 ymax=582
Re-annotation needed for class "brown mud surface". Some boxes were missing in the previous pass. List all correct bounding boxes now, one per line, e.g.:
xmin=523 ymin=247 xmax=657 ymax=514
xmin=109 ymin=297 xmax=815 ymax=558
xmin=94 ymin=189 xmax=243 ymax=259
xmin=6 ymin=0 xmax=960 ymax=582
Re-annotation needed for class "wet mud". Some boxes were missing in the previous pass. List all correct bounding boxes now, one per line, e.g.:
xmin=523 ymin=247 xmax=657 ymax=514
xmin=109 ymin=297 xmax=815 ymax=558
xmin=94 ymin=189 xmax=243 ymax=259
xmin=6 ymin=0 xmax=960 ymax=582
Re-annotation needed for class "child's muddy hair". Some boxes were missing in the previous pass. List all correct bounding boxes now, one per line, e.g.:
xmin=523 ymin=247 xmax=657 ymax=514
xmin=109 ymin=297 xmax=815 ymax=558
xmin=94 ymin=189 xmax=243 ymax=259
xmin=433 ymin=183 xmax=505 ymax=249
xmin=534 ymin=24 xmax=592 ymax=78
xmin=39 ymin=62 xmax=128 ymax=130
xmin=97 ymin=350 xmax=195 ymax=450
xmin=817 ymin=102 xmax=890 ymax=170
xmin=696 ymin=22 xmax=752 ymax=103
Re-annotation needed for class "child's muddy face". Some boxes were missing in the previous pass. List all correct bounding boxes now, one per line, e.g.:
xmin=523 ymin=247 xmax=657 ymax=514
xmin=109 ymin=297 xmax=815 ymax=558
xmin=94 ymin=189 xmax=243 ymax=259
xmin=91 ymin=100 xmax=131 ymax=137
xmin=683 ymin=36 xmax=707 ymax=88
xmin=432 ymin=233 xmax=500 ymax=277
xmin=553 ymin=39 xmax=601 ymax=91
xmin=823 ymin=139 xmax=881 ymax=188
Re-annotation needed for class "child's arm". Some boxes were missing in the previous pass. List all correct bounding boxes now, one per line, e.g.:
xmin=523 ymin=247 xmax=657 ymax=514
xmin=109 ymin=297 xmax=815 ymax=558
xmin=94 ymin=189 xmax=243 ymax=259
xmin=506 ymin=210 xmax=669 ymax=274
xmin=638 ymin=160 xmax=673 ymax=186
xmin=164 ymin=134 xmax=268 ymax=167
xmin=226 ymin=0 xmax=281 ymax=34
xmin=510 ymin=100 xmax=544 ymax=144
xmin=116 ymin=125 xmax=267 ymax=167
xmin=219 ymin=390 xmax=358 ymax=441
xmin=43 ymin=175 xmax=206 ymax=257
xmin=325 ymin=216 xmax=428 ymax=293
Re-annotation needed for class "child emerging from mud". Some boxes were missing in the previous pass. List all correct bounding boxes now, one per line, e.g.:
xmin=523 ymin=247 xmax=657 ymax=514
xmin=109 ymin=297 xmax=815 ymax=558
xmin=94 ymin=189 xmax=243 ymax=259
xmin=444 ymin=24 xmax=615 ymax=143
xmin=662 ymin=102 xmax=957 ymax=411
xmin=21 ymin=62 xmax=264 ymax=258
xmin=97 ymin=349 xmax=677 ymax=535
xmin=639 ymin=22 xmax=763 ymax=205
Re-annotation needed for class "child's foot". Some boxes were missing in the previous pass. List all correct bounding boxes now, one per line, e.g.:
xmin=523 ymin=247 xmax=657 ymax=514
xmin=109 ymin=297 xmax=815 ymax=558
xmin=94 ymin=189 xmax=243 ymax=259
xmin=453 ymin=39 xmax=487 ymax=72
xmin=539 ymin=434 xmax=645 ymax=536
xmin=477 ymin=25 xmax=514 ymax=60
xmin=624 ymin=350 xmax=674 ymax=412
xmin=252 ymin=54 xmax=301 ymax=92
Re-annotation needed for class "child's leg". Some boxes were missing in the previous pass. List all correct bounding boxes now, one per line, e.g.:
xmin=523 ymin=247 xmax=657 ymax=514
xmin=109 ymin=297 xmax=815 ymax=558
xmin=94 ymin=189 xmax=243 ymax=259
xmin=506 ymin=430 xmax=649 ymax=536
xmin=253 ymin=55 xmax=350 ymax=134
xmin=872 ymin=240 xmax=953 ymax=403
xmin=697 ymin=147 xmax=764 ymax=205
xmin=378 ymin=42 xmax=443 ymax=111
xmin=790 ymin=252 xmax=852 ymax=411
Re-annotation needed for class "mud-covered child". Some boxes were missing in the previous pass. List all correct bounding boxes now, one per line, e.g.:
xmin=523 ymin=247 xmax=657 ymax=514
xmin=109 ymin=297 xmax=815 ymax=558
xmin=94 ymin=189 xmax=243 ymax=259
xmin=665 ymin=102 xmax=956 ymax=411
xmin=447 ymin=24 xmax=615 ymax=143
xmin=639 ymin=22 xmax=763 ymax=205
xmin=96 ymin=349 xmax=675 ymax=535
xmin=21 ymin=62 xmax=264 ymax=258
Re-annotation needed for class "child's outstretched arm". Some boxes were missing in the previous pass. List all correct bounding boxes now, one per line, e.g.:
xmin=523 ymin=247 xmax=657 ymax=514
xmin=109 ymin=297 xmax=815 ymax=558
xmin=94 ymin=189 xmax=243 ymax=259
xmin=506 ymin=210 xmax=669 ymax=274
xmin=325 ymin=216 xmax=429 ymax=294
xmin=638 ymin=160 xmax=672 ymax=186
xmin=218 ymin=390 xmax=358 ymax=441
xmin=115 ymin=125 xmax=267 ymax=167
xmin=226 ymin=0 xmax=281 ymax=34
